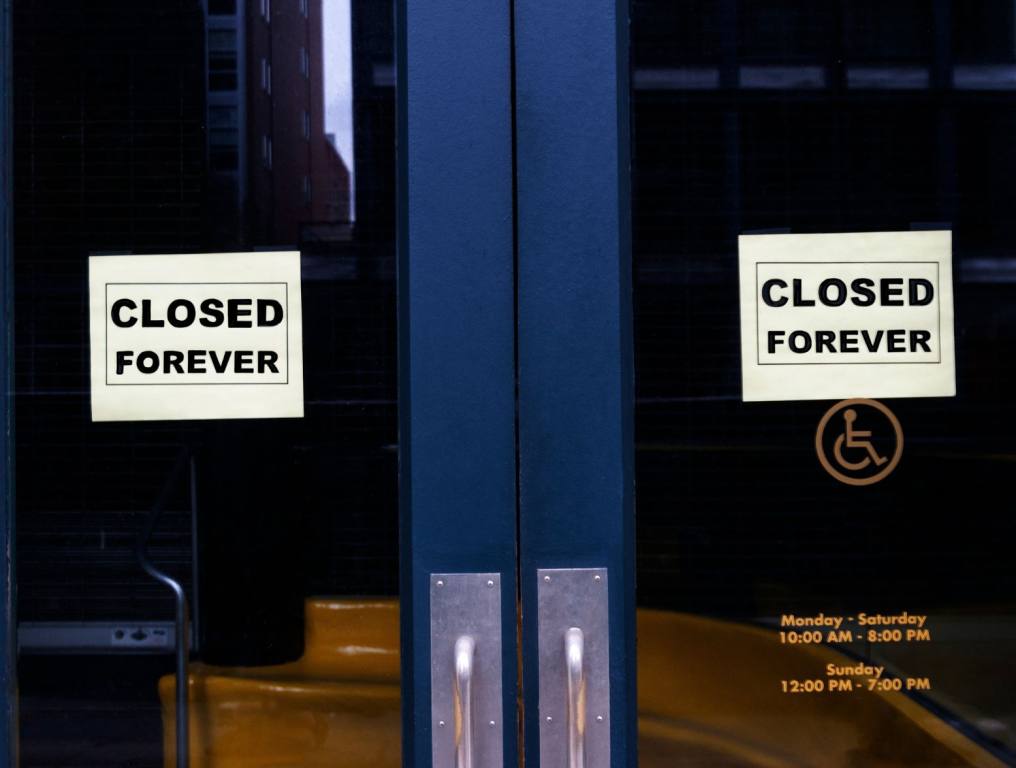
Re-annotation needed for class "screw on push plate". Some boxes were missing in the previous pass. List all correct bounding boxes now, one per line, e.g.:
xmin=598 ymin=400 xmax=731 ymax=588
xmin=487 ymin=580 xmax=494 ymax=587
xmin=596 ymin=715 xmax=604 ymax=722
xmin=594 ymin=574 xmax=601 ymax=582
xmin=438 ymin=720 xmax=445 ymax=727
xmin=544 ymin=575 xmax=551 ymax=582
xmin=546 ymin=716 xmax=553 ymax=723
xmin=436 ymin=580 xmax=444 ymax=587
xmin=489 ymin=721 xmax=495 ymax=727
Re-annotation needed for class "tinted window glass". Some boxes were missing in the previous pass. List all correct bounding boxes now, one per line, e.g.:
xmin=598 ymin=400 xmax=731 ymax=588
xmin=13 ymin=0 xmax=398 ymax=764
xmin=633 ymin=3 xmax=1016 ymax=764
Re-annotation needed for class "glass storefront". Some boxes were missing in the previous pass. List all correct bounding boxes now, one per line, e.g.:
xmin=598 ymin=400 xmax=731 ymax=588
xmin=633 ymin=2 xmax=1016 ymax=765
xmin=4 ymin=1 xmax=1016 ymax=766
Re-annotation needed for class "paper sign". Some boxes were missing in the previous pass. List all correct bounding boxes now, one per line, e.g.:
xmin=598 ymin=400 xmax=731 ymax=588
xmin=89 ymin=251 xmax=304 ymax=421
xmin=739 ymin=231 xmax=955 ymax=402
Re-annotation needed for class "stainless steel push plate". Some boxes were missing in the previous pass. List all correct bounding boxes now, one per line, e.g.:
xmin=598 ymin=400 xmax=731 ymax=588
xmin=431 ymin=573 xmax=503 ymax=768
xmin=538 ymin=567 xmax=611 ymax=768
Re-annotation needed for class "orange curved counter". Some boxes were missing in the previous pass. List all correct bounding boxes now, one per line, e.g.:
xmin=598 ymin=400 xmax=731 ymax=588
xmin=160 ymin=600 xmax=1003 ymax=767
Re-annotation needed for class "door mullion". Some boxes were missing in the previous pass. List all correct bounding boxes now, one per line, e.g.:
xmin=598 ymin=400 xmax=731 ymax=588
xmin=513 ymin=0 xmax=636 ymax=766
xmin=396 ymin=1 xmax=518 ymax=766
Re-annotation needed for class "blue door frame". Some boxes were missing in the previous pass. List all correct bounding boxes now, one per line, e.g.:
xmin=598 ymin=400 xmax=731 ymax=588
xmin=514 ymin=1 xmax=636 ymax=765
xmin=396 ymin=1 xmax=520 ymax=766
xmin=398 ymin=0 xmax=634 ymax=765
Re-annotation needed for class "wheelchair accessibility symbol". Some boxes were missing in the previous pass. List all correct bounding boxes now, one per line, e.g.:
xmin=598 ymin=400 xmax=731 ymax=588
xmin=815 ymin=399 xmax=903 ymax=486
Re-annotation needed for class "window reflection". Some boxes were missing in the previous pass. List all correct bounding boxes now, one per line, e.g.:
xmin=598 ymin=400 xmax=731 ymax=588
xmin=14 ymin=0 xmax=397 ymax=764
xmin=633 ymin=1 xmax=1016 ymax=763
xmin=204 ymin=0 xmax=352 ymax=249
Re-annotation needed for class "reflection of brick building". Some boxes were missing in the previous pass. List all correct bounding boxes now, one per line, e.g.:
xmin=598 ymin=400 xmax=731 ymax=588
xmin=206 ymin=0 xmax=350 ymax=249
xmin=319 ymin=134 xmax=352 ymax=222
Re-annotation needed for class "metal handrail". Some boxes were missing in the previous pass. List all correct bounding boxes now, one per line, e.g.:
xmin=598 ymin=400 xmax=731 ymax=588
xmin=137 ymin=449 xmax=191 ymax=768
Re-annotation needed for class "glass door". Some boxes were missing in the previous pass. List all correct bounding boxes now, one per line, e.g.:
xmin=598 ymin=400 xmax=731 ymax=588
xmin=9 ymin=1 xmax=410 ymax=765
xmin=513 ymin=2 xmax=636 ymax=766
xmin=7 ymin=1 xmax=530 ymax=766
xmin=631 ymin=2 xmax=1016 ymax=766
xmin=18 ymin=3 xmax=1016 ymax=768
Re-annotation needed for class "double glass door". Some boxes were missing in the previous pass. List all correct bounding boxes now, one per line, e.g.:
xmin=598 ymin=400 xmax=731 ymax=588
xmin=7 ymin=1 xmax=1016 ymax=767
xmin=11 ymin=0 xmax=404 ymax=765
xmin=9 ymin=0 xmax=626 ymax=765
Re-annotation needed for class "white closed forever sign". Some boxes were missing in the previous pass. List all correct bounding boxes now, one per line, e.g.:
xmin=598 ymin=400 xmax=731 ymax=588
xmin=739 ymin=230 xmax=955 ymax=402
xmin=89 ymin=251 xmax=304 ymax=422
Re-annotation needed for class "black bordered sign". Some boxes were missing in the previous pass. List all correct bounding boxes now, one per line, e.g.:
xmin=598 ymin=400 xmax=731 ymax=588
xmin=739 ymin=231 xmax=955 ymax=402
xmin=89 ymin=252 xmax=304 ymax=422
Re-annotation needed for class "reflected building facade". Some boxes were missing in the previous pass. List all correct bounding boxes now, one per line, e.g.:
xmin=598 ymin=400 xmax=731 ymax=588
xmin=12 ymin=1 xmax=381 ymax=764
xmin=9 ymin=0 xmax=1016 ymax=765
xmin=204 ymin=0 xmax=351 ymax=249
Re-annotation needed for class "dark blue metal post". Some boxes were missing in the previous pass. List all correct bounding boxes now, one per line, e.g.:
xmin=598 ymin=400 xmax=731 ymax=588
xmin=396 ymin=1 xmax=518 ymax=766
xmin=0 ymin=0 xmax=16 ymax=763
xmin=514 ymin=0 xmax=636 ymax=765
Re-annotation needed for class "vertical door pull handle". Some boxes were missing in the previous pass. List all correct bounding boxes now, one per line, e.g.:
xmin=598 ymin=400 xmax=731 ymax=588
xmin=432 ymin=575 xmax=502 ymax=768
xmin=566 ymin=627 xmax=586 ymax=768
xmin=538 ymin=570 xmax=608 ymax=767
xmin=454 ymin=635 xmax=476 ymax=768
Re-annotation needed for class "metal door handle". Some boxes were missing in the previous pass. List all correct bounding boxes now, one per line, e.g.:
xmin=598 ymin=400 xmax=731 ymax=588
xmin=566 ymin=627 xmax=586 ymax=768
xmin=454 ymin=635 xmax=476 ymax=768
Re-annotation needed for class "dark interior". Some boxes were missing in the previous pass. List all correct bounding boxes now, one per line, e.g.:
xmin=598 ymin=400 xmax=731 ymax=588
xmin=11 ymin=0 xmax=1016 ymax=764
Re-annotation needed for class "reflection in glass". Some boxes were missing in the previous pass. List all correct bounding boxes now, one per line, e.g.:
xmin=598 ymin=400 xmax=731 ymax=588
xmin=13 ymin=0 xmax=397 ymax=764
xmin=632 ymin=2 xmax=1016 ymax=765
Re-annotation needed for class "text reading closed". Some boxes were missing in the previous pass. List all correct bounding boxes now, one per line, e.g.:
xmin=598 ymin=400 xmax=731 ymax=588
xmin=755 ymin=262 xmax=941 ymax=366
xmin=105 ymin=283 xmax=289 ymax=385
